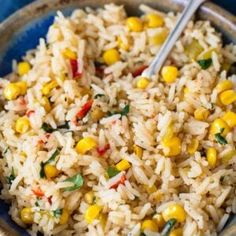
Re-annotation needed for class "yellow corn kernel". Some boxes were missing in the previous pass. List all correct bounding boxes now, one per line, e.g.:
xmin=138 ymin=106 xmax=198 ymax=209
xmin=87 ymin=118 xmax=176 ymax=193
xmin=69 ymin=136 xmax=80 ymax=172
xmin=117 ymin=36 xmax=130 ymax=51
xmin=15 ymin=117 xmax=30 ymax=134
xmin=187 ymin=139 xmax=199 ymax=155
xmin=42 ymin=80 xmax=58 ymax=96
xmin=84 ymin=191 xmax=95 ymax=205
xmin=44 ymin=164 xmax=59 ymax=179
xmin=222 ymin=62 xmax=231 ymax=72
xmin=210 ymin=118 xmax=230 ymax=136
xmin=142 ymin=219 xmax=158 ymax=232
xmin=59 ymin=209 xmax=69 ymax=225
xmin=216 ymin=80 xmax=233 ymax=93
xmin=153 ymin=214 xmax=165 ymax=229
xmin=15 ymin=81 xmax=27 ymax=95
xmin=136 ymin=77 xmax=150 ymax=89
xmin=63 ymin=48 xmax=77 ymax=60
xmin=184 ymin=39 xmax=204 ymax=60
xmin=84 ymin=204 xmax=101 ymax=224
xmin=102 ymin=49 xmax=120 ymax=66
xmin=170 ymin=228 xmax=183 ymax=236
xmin=162 ymin=204 xmax=186 ymax=223
xmin=3 ymin=83 xmax=21 ymax=100
xmin=146 ymin=13 xmax=164 ymax=28
xmin=161 ymin=66 xmax=178 ymax=83
xmin=116 ymin=159 xmax=131 ymax=171
xmin=207 ymin=147 xmax=217 ymax=168
xmin=221 ymin=149 xmax=236 ymax=164
xmin=162 ymin=136 xmax=181 ymax=157
xmin=194 ymin=107 xmax=210 ymax=121
xmin=222 ymin=111 xmax=236 ymax=128
xmin=41 ymin=96 xmax=51 ymax=112
xmin=144 ymin=184 xmax=157 ymax=194
xmin=18 ymin=62 xmax=31 ymax=76
xmin=76 ymin=137 xmax=97 ymax=154
xmin=90 ymin=108 xmax=104 ymax=122
xmin=126 ymin=17 xmax=143 ymax=32
xmin=184 ymin=87 xmax=189 ymax=95
xmin=98 ymin=213 xmax=107 ymax=229
xmin=148 ymin=30 xmax=168 ymax=46
xmin=20 ymin=207 xmax=34 ymax=224
xmin=153 ymin=191 xmax=163 ymax=202
xmin=219 ymin=90 xmax=236 ymax=105
xmin=133 ymin=145 xmax=143 ymax=158
xmin=201 ymin=48 xmax=216 ymax=60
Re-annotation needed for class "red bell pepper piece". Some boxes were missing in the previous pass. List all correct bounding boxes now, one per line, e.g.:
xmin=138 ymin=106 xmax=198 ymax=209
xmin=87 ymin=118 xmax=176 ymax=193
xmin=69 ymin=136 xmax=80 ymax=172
xmin=32 ymin=187 xmax=44 ymax=197
xmin=26 ymin=110 xmax=35 ymax=117
xmin=97 ymin=144 xmax=110 ymax=156
xmin=76 ymin=100 xmax=93 ymax=120
xmin=70 ymin=59 xmax=82 ymax=79
xmin=110 ymin=175 xmax=126 ymax=189
xmin=132 ymin=65 xmax=148 ymax=77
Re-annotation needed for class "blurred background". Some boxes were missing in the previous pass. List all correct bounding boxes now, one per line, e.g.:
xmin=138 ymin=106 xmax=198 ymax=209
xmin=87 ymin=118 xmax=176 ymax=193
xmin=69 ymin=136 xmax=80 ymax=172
xmin=0 ymin=0 xmax=235 ymax=22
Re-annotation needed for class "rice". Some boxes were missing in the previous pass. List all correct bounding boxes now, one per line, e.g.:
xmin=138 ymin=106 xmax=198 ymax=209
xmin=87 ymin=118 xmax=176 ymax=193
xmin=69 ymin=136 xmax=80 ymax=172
xmin=0 ymin=3 xmax=235 ymax=236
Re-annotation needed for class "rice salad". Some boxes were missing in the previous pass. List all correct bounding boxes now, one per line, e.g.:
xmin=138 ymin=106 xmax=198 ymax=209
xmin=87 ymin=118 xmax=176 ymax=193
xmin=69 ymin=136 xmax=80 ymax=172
xmin=0 ymin=4 xmax=236 ymax=236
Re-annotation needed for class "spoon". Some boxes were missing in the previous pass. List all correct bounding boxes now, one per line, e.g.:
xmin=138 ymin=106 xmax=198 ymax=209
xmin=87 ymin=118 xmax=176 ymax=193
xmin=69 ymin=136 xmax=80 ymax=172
xmin=142 ymin=0 xmax=208 ymax=78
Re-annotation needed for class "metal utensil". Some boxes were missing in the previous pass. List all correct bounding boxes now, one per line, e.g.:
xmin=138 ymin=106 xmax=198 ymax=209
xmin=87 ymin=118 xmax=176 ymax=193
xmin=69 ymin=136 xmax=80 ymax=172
xmin=142 ymin=0 xmax=208 ymax=78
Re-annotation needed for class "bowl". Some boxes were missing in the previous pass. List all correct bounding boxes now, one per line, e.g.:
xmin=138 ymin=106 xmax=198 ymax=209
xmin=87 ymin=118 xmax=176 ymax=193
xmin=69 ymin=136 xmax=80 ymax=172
xmin=0 ymin=0 xmax=235 ymax=235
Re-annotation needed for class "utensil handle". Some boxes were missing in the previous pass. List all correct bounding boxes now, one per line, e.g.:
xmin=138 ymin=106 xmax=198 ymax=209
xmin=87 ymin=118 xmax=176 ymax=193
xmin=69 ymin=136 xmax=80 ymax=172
xmin=142 ymin=0 xmax=207 ymax=78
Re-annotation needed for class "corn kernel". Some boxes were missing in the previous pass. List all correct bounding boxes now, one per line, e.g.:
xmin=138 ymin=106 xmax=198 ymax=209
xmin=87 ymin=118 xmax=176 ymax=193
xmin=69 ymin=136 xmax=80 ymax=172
xmin=90 ymin=108 xmax=104 ymax=122
xmin=170 ymin=228 xmax=183 ymax=236
xmin=126 ymin=17 xmax=143 ymax=32
xmin=201 ymin=48 xmax=216 ymax=60
xmin=219 ymin=90 xmax=236 ymax=105
xmin=116 ymin=159 xmax=131 ymax=171
xmin=161 ymin=66 xmax=178 ymax=83
xmin=210 ymin=118 xmax=230 ymax=136
xmin=162 ymin=203 xmax=186 ymax=223
xmin=136 ymin=77 xmax=150 ymax=89
xmin=184 ymin=39 xmax=204 ymax=60
xmin=102 ymin=49 xmax=120 ymax=66
xmin=42 ymin=80 xmax=58 ymax=96
xmin=149 ymin=30 xmax=168 ymax=46
xmin=84 ymin=204 xmax=101 ymax=224
xmin=76 ymin=137 xmax=97 ymax=154
xmin=207 ymin=147 xmax=217 ymax=168
xmin=18 ymin=62 xmax=31 ymax=76
xmin=20 ymin=207 xmax=34 ymax=224
xmin=15 ymin=81 xmax=27 ymax=95
xmin=15 ymin=117 xmax=30 ymax=134
xmin=187 ymin=138 xmax=199 ymax=155
xmin=41 ymin=96 xmax=51 ymax=112
xmin=117 ymin=36 xmax=130 ymax=51
xmin=194 ymin=107 xmax=210 ymax=121
xmin=146 ymin=13 xmax=164 ymax=28
xmin=153 ymin=214 xmax=165 ymax=229
xmin=144 ymin=184 xmax=157 ymax=194
xmin=221 ymin=149 xmax=236 ymax=164
xmin=44 ymin=164 xmax=59 ymax=179
xmin=162 ymin=136 xmax=181 ymax=157
xmin=63 ymin=48 xmax=77 ymax=60
xmin=98 ymin=213 xmax=107 ymax=229
xmin=133 ymin=145 xmax=143 ymax=158
xmin=222 ymin=111 xmax=236 ymax=128
xmin=3 ymin=83 xmax=21 ymax=100
xmin=85 ymin=191 xmax=95 ymax=205
xmin=59 ymin=209 xmax=69 ymax=225
xmin=162 ymin=123 xmax=174 ymax=142
xmin=216 ymin=80 xmax=233 ymax=93
xmin=141 ymin=219 xmax=158 ymax=232
xmin=184 ymin=87 xmax=189 ymax=95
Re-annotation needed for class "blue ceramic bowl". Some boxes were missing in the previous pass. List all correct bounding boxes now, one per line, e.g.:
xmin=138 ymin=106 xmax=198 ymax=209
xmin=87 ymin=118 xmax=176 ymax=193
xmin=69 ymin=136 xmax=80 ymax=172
xmin=0 ymin=0 xmax=235 ymax=235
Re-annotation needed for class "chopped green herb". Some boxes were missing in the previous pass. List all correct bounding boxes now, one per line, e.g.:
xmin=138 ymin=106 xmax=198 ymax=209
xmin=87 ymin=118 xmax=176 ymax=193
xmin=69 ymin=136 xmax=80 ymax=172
xmin=57 ymin=121 xmax=70 ymax=130
xmin=3 ymin=147 xmax=9 ymax=154
xmin=106 ymin=167 xmax=120 ymax=178
xmin=107 ymin=104 xmax=130 ymax=117
xmin=140 ymin=233 xmax=146 ymax=236
xmin=64 ymin=173 xmax=84 ymax=191
xmin=94 ymin=94 xmax=105 ymax=99
xmin=161 ymin=218 xmax=177 ymax=236
xmin=197 ymin=58 xmax=212 ymax=70
xmin=220 ymin=175 xmax=225 ymax=183
xmin=6 ymin=168 xmax=16 ymax=185
xmin=39 ymin=149 xmax=61 ymax=178
xmin=35 ymin=201 xmax=40 ymax=207
xmin=41 ymin=123 xmax=54 ymax=133
xmin=215 ymin=128 xmax=228 ymax=145
xmin=53 ymin=208 xmax=63 ymax=218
